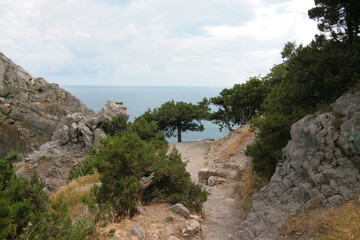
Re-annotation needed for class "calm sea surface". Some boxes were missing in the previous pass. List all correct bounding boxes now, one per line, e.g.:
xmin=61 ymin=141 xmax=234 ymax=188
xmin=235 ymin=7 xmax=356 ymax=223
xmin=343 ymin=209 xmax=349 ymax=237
xmin=61 ymin=86 xmax=229 ymax=142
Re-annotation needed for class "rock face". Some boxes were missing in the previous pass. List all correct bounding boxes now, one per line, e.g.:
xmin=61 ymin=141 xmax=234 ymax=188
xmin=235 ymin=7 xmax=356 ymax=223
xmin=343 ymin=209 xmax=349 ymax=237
xmin=235 ymin=92 xmax=360 ymax=240
xmin=0 ymin=52 xmax=94 ymax=159
xmin=0 ymin=53 xmax=130 ymax=191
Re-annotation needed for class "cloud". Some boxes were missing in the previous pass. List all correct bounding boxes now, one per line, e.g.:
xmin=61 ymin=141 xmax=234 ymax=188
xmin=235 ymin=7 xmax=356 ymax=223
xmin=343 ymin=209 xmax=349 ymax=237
xmin=0 ymin=0 xmax=318 ymax=86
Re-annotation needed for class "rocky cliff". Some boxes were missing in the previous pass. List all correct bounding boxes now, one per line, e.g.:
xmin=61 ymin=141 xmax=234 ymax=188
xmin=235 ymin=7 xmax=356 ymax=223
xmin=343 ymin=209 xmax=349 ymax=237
xmin=0 ymin=52 xmax=94 ymax=159
xmin=0 ymin=52 xmax=130 ymax=191
xmin=235 ymin=91 xmax=360 ymax=239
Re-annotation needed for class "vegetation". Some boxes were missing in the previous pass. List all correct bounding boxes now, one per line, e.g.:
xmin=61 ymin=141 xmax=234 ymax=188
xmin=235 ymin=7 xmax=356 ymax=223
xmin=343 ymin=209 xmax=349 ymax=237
xmin=149 ymin=100 xmax=210 ymax=142
xmin=204 ymin=0 xmax=360 ymax=178
xmin=70 ymin=115 xmax=207 ymax=219
xmin=279 ymin=200 xmax=360 ymax=239
xmin=0 ymin=152 xmax=93 ymax=239
xmin=93 ymin=131 xmax=206 ymax=218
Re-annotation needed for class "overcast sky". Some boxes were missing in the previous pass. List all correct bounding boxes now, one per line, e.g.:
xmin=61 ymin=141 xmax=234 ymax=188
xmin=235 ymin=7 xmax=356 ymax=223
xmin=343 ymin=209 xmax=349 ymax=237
xmin=0 ymin=0 xmax=318 ymax=86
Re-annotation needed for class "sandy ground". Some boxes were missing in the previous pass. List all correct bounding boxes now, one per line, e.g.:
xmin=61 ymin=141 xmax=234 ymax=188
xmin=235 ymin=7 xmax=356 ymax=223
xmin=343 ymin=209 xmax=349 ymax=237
xmin=97 ymin=125 xmax=255 ymax=240
xmin=169 ymin=140 xmax=214 ymax=183
xmin=171 ymin=125 xmax=255 ymax=240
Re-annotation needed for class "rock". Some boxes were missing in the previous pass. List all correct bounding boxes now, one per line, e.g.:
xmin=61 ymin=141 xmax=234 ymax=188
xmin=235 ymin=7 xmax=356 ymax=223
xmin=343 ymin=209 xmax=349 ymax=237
xmin=235 ymin=91 xmax=360 ymax=240
xmin=131 ymin=226 xmax=145 ymax=239
xmin=183 ymin=219 xmax=201 ymax=236
xmin=208 ymin=176 xmax=225 ymax=187
xmin=198 ymin=168 xmax=218 ymax=184
xmin=0 ymin=52 xmax=95 ymax=159
xmin=165 ymin=213 xmax=176 ymax=223
xmin=169 ymin=237 xmax=180 ymax=240
xmin=169 ymin=203 xmax=191 ymax=219
xmin=93 ymin=128 xmax=106 ymax=146
xmin=52 ymin=125 xmax=70 ymax=145
xmin=93 ymin=100 xmax=130 ymax=127
xmin=46 ymin=167 xmax=62 ymax=179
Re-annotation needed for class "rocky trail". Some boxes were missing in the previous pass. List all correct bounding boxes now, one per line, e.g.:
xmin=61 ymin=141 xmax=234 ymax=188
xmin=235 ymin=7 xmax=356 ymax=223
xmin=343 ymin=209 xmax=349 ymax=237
xmin=170 ymin=125 xmax=255 ymax=240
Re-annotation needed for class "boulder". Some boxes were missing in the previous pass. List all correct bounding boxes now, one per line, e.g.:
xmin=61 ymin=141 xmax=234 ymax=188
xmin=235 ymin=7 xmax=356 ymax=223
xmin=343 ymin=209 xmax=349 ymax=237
xmin=208 ymin=176 xmax=226 ymax=187
xmin=130 ymin=226 xmax=145 ymax=239
xmin=198 ymin=168 xmax=218 ymax=184
xmin=93 ymin=128 xmax=106 ymax=146
xmin=183 ymin=219 xmax=201 ymax=237
xmin=93 ymin=100 xmax=130 ymax=127
xmin=169 ymin=203 xmax=190 ymax=219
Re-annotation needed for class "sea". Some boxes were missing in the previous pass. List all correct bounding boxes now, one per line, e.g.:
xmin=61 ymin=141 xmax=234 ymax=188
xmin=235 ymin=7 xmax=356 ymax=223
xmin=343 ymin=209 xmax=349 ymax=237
xmin=61 ymin=85 xmax=230 ymax=143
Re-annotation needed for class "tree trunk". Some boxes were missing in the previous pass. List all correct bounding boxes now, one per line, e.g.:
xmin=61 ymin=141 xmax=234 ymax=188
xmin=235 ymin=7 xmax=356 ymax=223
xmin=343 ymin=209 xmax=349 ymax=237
xmin=223 ymin=106 xmax=233 ymax=131
xmin=136 ymin=172 xmax=155 ymax=214
xmin=177 ymin=123 xmax=182 ymax=142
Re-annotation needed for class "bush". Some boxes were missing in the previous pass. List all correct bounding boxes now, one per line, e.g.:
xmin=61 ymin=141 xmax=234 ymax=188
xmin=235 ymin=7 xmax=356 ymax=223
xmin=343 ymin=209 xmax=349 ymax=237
xmin=131 ymin=115 xmax=168 ymax=151
xmin=93 ymin=131 xmax=207 ymax=218
xmin=0 ymin=152 xmax=93 ymax=239
xmin=100 ymin=115 xmax=128 ymax=136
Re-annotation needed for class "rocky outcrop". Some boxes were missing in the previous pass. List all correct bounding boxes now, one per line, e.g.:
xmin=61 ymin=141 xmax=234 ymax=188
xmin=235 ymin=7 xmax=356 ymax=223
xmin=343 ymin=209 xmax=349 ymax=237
xmin=0 ymin=52 xmax=130 ymax=191
xmin=235 ymin=92 xmax=360 ymax=239
xmin=16 ymin=100 xmax=129 ymax=191
xmin=0 ymin=52 xmax=94 ymax=159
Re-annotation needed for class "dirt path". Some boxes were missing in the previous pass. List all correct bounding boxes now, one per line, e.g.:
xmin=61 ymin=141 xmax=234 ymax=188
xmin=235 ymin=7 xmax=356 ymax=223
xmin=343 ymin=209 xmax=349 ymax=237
xmin=171 ymin=125 xmax=255 ymax=240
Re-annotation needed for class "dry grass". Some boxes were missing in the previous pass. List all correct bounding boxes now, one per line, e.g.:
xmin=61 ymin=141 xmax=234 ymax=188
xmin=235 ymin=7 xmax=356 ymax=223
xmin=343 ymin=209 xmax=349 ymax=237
xmin=278 ymin=200 xmax=360 ymax=240
xmin=236 ymin=167 xmax=268 ymax=209
xmin=51 ymin=172 xmax=100 ymax=218
xmin=220 ymin=127 xmax=253 ymax=161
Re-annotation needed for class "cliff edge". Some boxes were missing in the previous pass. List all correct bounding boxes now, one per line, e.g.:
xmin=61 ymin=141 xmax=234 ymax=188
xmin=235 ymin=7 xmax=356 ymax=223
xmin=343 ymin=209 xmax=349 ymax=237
xmin=0 ymin=52 xmax=94 ymax=158
xmin=235 ymin=91 xmax=360 ymax=239
xmin=0 ymin=53 xmax=129 ymax=191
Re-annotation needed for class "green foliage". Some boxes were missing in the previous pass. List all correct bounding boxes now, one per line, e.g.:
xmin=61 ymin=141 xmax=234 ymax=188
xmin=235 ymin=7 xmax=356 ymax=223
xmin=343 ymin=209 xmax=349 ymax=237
xmin=131 ymin=115 xmax=168 ymax=150
xmin=150 ymin=148 xmax=208 ymax=212
xmin=91 ymin=132 xmax=207 ymax=217
xmin=308 ymin=0 xmax=360 ymax=43
xmin=208 ymin=73 xmax=278 ymax=131
xmin=100 ymin=115 xmax=128 ymax=136
xmin=151 ymin=100 xmax=210 ymax=142
xmin=68 ymin=154 xmax=98 ymax=182
xmin=69 ymin=114 xmax=169 ymax=182
xmin=246 ymin=35 xmax=360 ymax=178
xmin=0 ymin=152 xmax=93 ymax=239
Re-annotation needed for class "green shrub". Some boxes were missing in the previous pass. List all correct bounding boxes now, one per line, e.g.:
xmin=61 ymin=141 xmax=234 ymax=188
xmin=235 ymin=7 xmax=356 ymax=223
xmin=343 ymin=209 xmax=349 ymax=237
xmin=100 ymin=115 xmax=128 ymax=136
xmin=0 ymin=152 xmax=93 ymax=239
xmin=93 ymin=131 xmax=207 ymax=218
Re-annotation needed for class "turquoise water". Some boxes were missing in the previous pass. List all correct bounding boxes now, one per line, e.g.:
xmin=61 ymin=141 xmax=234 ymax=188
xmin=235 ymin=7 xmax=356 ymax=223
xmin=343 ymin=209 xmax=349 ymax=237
xmin=61 ymin=85 xmax=229 ymax=142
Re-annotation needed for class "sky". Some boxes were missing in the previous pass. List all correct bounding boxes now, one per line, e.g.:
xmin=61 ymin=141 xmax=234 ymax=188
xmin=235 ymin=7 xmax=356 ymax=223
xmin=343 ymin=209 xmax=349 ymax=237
xmin=0 ymin=0 xmax=319 ymax=87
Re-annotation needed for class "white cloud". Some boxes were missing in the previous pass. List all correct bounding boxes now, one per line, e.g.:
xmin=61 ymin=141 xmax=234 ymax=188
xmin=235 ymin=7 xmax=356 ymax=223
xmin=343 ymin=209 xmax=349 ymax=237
xmin=0 ymin=0 xmax=318 ymax=86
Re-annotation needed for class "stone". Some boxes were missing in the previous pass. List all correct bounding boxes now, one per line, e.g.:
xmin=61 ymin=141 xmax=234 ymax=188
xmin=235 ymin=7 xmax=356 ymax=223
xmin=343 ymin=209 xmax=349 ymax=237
xmin=93 ymin=128 xmax=106 ymax=146
xmin=46 ymin=167 xmax=62 ymax=179
xmin=93 ymin=100 xmax=130 ymax=127
xmin=198 ymin=168 xmax=218 ymax=184
xmin=235 ymin=91 xmax=360 ymax=239
xmin=183 ymin=219 xmax=201 ymax=236
xmin=169 ymin=237 xmax=180 ymax=240
xmin=52 ymin=125 xmax=70 ymax=145
xmin=0 ymin=52 xmax=95 ymax=159
xmin=207 ymin=176 xmax=226 ymax=187
xmin=130 ymin=226 xmax=145 ymax=239
xmin=169 ymin=203 xmax=190 ymax=219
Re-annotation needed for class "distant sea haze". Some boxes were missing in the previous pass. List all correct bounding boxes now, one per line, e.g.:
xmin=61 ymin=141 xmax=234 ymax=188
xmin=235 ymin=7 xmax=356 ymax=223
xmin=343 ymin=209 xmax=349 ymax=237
xmin=61 ymin=85 xmax=230 ymax=142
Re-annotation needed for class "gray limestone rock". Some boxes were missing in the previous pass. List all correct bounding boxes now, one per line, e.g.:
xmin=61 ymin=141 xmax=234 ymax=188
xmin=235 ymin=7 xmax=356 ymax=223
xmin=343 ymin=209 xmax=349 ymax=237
xmin=198 ymin=168 xmax=218 ymax=184
xmin=208 ymin=176 xmax=226 ymax=187
xmin=93 ymin=128 xmax=106 ymax=146
xmin=93 ymin=100 xmax=130 ymax=127
xmin=169 ymin=203 xmax=191 ymax=219
xmin=235 ymin=91 xmax=360 ymax=240
xmin=183 ymin=219 xmax=201 ymax=237
xmin=131 ymin=226 xmax=145 ymax=239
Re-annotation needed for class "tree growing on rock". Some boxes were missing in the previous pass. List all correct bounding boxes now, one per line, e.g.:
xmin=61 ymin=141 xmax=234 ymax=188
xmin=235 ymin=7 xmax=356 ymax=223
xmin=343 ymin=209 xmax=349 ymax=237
xmin=93 ymin=131 xmax=207 ymax=217
xmin=151 ymin=100 xmax=210 ymax=142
